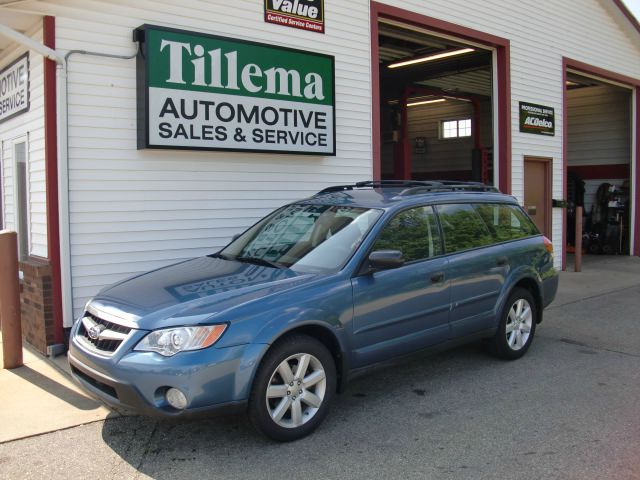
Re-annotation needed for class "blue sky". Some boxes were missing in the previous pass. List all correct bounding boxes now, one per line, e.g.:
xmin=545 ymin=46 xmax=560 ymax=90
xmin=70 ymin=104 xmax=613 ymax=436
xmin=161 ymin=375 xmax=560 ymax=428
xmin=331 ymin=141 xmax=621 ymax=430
xmin=622 ymin=0 xmax=640 ymax=21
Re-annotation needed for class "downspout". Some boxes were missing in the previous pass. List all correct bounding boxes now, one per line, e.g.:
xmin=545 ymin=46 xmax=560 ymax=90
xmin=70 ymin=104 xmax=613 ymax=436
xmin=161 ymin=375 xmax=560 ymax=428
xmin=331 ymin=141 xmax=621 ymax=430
xmin=0 ymin=21 xmax=71 ymax=341
xmin=1 ymin=21 xmax=138 ymax=334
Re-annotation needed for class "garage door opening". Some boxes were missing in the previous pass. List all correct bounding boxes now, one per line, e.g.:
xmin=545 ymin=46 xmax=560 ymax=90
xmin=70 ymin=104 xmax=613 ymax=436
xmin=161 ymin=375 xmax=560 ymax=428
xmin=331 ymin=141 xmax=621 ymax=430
xmin=376 ymin=19 xmax=494 ymax=184
xmin=566 ymin=72 xmax=633 ymax=256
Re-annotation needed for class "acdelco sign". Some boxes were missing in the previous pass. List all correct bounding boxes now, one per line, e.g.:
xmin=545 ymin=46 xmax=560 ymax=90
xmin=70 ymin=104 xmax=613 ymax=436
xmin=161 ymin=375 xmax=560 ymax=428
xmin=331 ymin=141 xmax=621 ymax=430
xmin=135 ymin=25 xmax=335 ymax=154
xmin=519 ymin=101 xmax=555 ymax=136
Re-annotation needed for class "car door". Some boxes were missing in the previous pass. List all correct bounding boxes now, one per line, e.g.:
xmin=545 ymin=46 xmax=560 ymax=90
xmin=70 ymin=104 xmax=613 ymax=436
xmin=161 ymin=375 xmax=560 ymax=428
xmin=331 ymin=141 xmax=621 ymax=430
xmin=350 ymin=205 xmax=451 ymax=368
xmin=436 ymin=203 xmax=506 ymax=337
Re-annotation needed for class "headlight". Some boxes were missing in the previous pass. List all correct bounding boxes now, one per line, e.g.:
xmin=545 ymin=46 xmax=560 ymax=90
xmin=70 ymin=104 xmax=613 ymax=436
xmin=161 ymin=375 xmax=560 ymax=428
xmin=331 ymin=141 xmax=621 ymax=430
xmin=134 ymin=325 xmax=227 ymax=357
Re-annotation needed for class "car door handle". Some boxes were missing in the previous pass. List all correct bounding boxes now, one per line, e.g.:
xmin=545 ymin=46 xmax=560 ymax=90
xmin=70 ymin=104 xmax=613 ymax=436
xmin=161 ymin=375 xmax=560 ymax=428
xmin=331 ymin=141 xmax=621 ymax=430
xmin=430 ymin=272 xmax=445 ymax=283
xmin=496 ymin=256 xmax=509 ymax=267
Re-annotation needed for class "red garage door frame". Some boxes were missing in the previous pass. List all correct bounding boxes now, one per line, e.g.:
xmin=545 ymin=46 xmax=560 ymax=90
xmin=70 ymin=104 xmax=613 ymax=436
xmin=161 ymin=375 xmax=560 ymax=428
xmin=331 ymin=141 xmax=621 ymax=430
xmin=370 ymin=2 xmax=512 ymax=193
xmin=562 ymin=57 xmax=640 ymax=269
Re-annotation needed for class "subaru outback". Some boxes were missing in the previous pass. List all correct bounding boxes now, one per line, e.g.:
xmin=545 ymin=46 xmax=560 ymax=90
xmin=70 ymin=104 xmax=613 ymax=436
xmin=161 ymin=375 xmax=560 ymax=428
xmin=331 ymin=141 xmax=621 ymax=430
xmin=69 ymin=180 xmax=558 ymax=441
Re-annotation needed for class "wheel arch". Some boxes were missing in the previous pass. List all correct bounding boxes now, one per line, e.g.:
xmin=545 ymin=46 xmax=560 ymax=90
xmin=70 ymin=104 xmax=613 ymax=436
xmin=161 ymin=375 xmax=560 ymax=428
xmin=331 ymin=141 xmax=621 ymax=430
xmin=510 ymin=277 xmax=543 ymax=323
xmin=256 ymin=322 xmax=349 ymax=394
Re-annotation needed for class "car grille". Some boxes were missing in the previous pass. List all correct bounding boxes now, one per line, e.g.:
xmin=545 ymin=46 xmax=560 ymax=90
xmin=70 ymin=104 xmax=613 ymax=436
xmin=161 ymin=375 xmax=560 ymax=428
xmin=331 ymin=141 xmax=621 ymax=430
xmin=76 ymin=312 xmax=133 ymax=355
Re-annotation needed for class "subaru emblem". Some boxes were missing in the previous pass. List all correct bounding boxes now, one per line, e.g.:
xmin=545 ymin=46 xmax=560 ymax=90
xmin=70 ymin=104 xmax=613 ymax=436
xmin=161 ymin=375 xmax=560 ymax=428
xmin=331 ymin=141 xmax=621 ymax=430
xmin=88 ymin=325 xmax=101 ymax=340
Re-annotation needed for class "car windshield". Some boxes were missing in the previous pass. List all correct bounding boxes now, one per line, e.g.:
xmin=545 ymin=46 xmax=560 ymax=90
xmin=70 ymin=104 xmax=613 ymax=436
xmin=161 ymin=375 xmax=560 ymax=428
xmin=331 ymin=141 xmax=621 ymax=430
xmin=219 ymin=204 xmax=383 ymax=273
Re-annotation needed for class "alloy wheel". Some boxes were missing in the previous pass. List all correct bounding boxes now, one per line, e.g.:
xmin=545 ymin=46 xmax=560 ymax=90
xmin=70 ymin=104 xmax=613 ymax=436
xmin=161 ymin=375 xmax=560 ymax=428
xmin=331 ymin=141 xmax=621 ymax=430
xmin=505 ymin=298 xmax=533 ymax=351
xmin=265 ymin=353 xmax=327 ymax=429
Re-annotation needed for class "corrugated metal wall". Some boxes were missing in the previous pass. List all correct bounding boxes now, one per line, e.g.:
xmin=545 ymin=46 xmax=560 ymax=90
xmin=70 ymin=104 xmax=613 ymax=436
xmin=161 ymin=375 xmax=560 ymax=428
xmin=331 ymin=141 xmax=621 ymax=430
xmin=407 ymin=99 xmax=493 ymax=174
xmin=568 ymin=84 xmax=631 ymax=167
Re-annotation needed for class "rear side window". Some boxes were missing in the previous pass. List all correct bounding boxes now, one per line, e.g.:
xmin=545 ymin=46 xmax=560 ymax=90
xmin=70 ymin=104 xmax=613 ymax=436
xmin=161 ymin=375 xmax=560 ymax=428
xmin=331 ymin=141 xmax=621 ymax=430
xmin=436 ymin=203 xmax=493 ymax=253
xmin=372 ymin=206 xmax=443 ymax=262
xmin=474 ymin=204 xmax=539 ymax=242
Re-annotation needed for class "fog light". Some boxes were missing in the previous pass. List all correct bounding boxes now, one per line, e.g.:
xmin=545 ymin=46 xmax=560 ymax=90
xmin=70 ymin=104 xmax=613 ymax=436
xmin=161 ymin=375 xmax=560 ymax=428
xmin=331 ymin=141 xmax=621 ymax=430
xmin=166 ymin=388 xmax=188 ymax=410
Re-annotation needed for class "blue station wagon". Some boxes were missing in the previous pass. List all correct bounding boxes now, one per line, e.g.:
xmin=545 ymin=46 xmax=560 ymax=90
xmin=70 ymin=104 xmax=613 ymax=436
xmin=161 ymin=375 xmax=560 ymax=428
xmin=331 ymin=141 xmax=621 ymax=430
xmin=69 ymin=180 xmax=558 ymax=441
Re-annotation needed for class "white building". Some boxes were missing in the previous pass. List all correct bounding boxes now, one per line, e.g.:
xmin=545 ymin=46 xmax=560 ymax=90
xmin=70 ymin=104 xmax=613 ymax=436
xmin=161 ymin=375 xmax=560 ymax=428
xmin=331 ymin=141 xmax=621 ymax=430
xmin=0 ymin=0 xmax=639 ymax=352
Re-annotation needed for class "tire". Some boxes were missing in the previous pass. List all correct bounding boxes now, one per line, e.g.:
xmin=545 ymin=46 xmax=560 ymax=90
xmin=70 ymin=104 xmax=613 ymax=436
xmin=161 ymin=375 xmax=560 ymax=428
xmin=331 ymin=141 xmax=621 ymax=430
xmin=490 ymin=288 xmax=537 ymax=360
xmin=248 ymin=334 xmax=336 ymax=442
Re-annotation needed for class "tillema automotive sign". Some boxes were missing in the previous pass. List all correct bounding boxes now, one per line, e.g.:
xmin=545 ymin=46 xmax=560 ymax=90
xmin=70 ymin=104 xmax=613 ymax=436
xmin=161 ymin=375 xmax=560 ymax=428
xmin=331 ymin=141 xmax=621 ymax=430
xmin=0 ymin=53 xmax=29 ymax=124
xmin=135 ymin=25 xmax=335 ymax=155
xmin=264 ymin=0 xmax=325 ymax=34
xmin=519 ymin=101 xmax=555 ymax=136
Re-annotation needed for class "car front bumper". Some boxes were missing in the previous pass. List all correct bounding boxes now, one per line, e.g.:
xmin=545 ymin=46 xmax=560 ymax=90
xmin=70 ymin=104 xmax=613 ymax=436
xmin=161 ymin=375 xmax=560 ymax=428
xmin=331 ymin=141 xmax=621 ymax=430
xmin=68 ymin=323 xmax=268 ymax=418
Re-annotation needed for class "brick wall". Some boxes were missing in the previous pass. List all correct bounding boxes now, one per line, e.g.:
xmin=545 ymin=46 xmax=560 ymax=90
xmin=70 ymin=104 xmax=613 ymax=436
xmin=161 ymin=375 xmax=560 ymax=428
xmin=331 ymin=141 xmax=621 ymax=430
xmin=19 ymin=258 xmax=55 ymax=354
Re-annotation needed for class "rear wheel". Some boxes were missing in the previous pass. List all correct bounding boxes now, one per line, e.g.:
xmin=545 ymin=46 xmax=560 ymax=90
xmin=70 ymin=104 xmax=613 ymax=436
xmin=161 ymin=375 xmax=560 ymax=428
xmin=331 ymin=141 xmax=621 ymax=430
xmin=248 ymin=334 xmax=336 ymax=441
xmin=490 ymin=288 xmax=537 ymax=359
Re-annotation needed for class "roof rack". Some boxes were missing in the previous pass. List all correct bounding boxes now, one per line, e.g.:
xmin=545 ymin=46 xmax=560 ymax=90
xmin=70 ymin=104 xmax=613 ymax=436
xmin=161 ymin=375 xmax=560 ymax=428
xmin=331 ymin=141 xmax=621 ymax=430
xmin=317 ymin=180 xmax=432 ymax=194
xmin=398 ymin=182 xmax=499 ymax=196
xmin=316 ymin=180 xmax=499 ymax=195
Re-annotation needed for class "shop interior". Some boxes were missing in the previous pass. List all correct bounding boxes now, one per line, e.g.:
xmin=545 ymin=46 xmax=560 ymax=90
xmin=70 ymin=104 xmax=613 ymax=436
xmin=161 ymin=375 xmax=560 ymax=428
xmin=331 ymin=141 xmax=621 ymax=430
xmin=377 ymin=19 xmax=494 ymax=183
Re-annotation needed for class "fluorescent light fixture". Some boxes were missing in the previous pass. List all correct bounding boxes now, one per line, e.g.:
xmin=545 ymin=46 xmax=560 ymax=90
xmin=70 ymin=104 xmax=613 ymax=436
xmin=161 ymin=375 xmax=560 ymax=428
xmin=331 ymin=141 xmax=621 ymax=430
xmin=388 ymin=48 xmax=475 ymax=69
xmin=407 ymin=98 xmax=446 ymax=107
xmin=566 ymin=80 xmax=580 ymax=86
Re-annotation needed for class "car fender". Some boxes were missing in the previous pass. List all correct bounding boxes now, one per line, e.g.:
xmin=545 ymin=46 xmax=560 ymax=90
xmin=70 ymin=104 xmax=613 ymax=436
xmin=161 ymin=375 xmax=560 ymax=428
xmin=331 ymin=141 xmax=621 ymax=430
xmin=227 ymin=306 xmax=352 ymax=401
xmin=494 ymin=265 xmax=543 ymax=325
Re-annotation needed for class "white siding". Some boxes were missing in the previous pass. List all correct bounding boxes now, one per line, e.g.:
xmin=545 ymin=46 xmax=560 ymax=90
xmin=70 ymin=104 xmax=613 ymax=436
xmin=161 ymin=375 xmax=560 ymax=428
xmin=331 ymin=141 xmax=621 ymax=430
xmin=0 ymin=24 xmax=48 ymax=258
xmin=379 ymin=0 xmax=640 ymax=262
xmin=33 ymin=0 xmax=639 ymax=317
xmin=568 ymin=85 xmax=631 ymax=167
xmin=43 ymin=0 xmax=374 ymax=318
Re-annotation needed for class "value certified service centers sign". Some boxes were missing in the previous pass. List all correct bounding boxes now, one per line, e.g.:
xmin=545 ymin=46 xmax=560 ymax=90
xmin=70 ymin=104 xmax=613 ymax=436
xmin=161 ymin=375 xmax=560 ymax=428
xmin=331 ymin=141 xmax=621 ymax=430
xmin=135 ymin=25 xmax=335 ymax=155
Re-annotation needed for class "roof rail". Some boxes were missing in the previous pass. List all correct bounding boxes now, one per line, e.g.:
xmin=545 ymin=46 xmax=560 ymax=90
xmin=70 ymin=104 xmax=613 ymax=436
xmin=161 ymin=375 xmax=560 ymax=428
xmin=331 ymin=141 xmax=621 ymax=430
xmin=398 ymin=182 xmax=499 ymax=196
xmin=316 ymin=180 xmax=498 ymax=195
xmin=317 ymin=180 xmax=434 ymax=194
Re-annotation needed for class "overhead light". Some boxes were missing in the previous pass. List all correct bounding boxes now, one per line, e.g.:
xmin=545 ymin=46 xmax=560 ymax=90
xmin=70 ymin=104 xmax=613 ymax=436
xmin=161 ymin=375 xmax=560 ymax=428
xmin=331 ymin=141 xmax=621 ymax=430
xmin=407 ymin=98 xmax=446 ymax=107
xmin=388 ymin=48 xmax=475 ymax=69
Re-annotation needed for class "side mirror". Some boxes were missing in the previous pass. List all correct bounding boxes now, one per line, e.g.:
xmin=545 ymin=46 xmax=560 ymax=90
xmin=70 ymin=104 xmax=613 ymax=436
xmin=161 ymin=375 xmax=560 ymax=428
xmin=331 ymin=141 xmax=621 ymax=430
xmin=368 ymin=250 xmax=404 ymax=271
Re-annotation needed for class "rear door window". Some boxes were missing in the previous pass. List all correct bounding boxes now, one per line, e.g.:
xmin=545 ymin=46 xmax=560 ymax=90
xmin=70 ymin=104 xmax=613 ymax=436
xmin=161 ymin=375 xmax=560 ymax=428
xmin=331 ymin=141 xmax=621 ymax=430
xmin=436 ymin=203 xmax=494 ymax=253
xmin=474 ymin=203 xmax=539 ymax=242
xmin=372 ymin=206 xmax=443 ymax=262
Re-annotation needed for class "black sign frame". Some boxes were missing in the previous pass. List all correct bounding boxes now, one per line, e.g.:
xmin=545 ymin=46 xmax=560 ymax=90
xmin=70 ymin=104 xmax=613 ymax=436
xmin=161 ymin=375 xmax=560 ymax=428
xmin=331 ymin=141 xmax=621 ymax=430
xmin=519 ymin=101 xmax=555 ymax=136
xmin=264 ymin=0 xmax=325 ymax=34
xmin=0 ymin=52 xmax=30 ymax=124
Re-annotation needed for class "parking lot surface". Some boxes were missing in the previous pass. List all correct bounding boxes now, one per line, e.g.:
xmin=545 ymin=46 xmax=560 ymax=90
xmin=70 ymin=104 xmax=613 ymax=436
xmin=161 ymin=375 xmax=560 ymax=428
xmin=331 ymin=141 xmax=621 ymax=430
xmin=1 ymin=259 xmax=640 ymax=480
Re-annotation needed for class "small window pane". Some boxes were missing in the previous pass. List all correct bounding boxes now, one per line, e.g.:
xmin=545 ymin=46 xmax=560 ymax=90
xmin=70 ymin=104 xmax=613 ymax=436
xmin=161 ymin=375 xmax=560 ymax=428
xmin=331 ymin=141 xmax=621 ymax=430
xmin=372 ymin=206 xmax=442 ymax=262
xmin=442 ymin=120 xmax=458 ymax=139
xmin=441 ymin=119 xmax=472 ymax=139
xmin=436 ymin=203 xmax=493 ymax=253
xmin=15 ymin=142 xmax=29 ymax=260
xmin=458 ymin=119 xmax=472 ymax=137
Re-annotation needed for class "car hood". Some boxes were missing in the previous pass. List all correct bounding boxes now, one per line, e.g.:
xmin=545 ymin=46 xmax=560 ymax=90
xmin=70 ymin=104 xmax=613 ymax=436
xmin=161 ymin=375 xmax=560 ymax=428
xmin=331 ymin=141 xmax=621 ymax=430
xmin=88 ymin=256 xmax=317 ymax=330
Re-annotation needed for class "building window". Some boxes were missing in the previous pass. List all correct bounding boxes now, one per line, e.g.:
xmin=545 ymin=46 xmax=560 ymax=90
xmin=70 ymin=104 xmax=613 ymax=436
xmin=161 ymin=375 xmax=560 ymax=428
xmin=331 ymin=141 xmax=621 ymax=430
xmin=440 ymin=119 xmax=472 ymax=139
xmin=14 ymin=140 xmax=29 ymax=260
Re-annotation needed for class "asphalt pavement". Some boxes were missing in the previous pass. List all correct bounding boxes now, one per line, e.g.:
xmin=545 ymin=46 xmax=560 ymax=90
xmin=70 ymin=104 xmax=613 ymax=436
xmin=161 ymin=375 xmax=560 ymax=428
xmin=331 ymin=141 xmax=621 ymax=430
xmin=1 ymin=256 xmax=640 ymax=480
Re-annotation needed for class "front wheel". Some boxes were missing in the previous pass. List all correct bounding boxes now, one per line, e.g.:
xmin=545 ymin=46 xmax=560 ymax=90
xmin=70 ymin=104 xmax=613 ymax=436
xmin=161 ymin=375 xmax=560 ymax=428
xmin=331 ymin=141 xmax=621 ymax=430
xmin=248 ymin=334 xmax=336 ymax=441
xmin=490 ymin=288 xmax=537 ymax=360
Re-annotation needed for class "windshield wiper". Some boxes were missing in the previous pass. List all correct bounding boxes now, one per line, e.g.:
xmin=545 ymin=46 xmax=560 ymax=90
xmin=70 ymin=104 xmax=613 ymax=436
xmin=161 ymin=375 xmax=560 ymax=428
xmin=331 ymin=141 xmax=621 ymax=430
xmin=209 ymin=252 xmax=233 ymax=260
xmin=235 ymin=256 xmax=286 ymax=269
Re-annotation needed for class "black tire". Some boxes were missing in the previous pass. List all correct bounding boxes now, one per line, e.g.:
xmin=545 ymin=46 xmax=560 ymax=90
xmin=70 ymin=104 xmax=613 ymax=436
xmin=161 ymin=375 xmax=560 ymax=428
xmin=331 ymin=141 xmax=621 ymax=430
xmin=248 ymin=334 xmax=336 ymax=442
xmin=490 ymin=288 xmax=537 ymax=360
